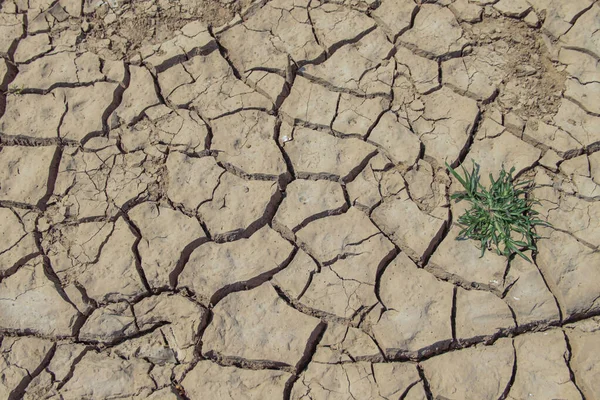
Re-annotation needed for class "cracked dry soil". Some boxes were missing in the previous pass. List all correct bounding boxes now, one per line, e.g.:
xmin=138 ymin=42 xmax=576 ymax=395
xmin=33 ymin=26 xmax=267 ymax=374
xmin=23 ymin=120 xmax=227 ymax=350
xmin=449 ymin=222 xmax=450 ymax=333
xmin=0 ymin=0 xmax=599 ymax=398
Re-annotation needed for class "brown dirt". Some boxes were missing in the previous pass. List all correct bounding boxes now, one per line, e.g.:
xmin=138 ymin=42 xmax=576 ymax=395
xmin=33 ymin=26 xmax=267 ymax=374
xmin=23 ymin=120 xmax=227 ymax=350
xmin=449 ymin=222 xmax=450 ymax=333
xmin=1 ymin=0 xmax=599 ymax=399
xmin=82 ymin=0 xmax=252 ymax=59
xmin=464 ymin=14 xmax=567 ymax=120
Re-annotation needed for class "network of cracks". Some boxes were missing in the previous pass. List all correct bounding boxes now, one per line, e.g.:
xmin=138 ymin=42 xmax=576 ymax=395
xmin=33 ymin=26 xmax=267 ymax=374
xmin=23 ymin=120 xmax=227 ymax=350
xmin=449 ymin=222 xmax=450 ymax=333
xmin=0 ymin=0 xmax=600 ymax=398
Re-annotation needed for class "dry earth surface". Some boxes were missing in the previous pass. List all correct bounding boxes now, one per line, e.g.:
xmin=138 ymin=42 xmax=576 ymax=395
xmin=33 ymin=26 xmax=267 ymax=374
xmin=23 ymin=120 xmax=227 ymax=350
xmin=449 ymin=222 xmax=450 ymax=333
xmin=0 ymin=0 xmax=599 ymax=398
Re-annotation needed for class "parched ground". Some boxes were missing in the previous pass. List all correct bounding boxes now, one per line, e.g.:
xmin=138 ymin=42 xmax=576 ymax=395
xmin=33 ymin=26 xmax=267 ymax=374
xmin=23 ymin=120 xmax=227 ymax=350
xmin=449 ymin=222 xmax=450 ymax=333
xmin=0 ymin=0 xmax=599 ymax=398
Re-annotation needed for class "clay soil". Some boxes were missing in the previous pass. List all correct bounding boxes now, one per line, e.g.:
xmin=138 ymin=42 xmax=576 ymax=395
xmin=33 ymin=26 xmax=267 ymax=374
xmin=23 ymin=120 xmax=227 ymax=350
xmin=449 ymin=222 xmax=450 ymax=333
xmin=0 ymin=0 xmax=599 ymax=399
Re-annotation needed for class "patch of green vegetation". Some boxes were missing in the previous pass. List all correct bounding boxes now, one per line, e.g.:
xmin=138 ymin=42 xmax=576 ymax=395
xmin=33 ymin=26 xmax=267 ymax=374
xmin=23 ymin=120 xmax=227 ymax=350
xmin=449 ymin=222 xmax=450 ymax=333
xmin=9 ymin=84 xmax=25 ymax=95
xmin=446 ymin=161 xmax=549 ymax=262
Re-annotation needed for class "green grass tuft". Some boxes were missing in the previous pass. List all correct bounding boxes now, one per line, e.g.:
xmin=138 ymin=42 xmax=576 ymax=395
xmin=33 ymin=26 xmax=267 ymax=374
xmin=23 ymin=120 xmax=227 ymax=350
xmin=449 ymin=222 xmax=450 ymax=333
xmin=446 ymin=161 xmax=549 ymax=262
